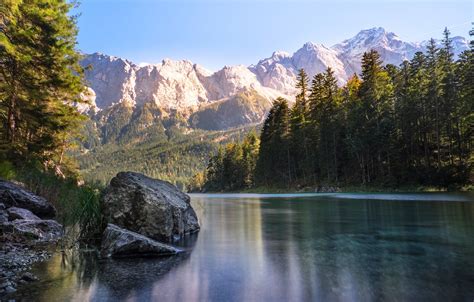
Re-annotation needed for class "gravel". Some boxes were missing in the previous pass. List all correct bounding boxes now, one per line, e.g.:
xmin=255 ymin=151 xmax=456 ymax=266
xmin=0 ymin=240 xmax=52 ymax=299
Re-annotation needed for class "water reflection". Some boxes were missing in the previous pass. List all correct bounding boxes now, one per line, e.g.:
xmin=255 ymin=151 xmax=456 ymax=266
xmin=15 ymin=193 xmax=474 ymax=301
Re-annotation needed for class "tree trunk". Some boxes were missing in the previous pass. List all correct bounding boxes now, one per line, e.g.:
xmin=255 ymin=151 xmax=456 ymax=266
xmin=7 ymin=90 xmax=17 ymax=143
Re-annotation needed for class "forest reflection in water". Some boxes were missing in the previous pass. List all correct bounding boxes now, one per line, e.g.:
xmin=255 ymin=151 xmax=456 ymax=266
xmin=16 ymin=193 xmax=474 ymax=302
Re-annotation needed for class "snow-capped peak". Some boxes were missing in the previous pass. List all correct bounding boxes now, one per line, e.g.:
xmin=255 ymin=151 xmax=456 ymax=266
xmin=333 ymin=27 xmax=405 ymax=54
xmin=81 ymin=27 xmax=469 ymax=117
xmin=303 ymin=41 xmax=322 ymax=50
xmin=271 ymin=51 xmax=291 ymax=59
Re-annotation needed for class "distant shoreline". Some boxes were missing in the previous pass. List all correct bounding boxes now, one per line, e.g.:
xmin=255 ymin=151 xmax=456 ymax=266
xmin=193 ymin=185 xmax=474 ymax=194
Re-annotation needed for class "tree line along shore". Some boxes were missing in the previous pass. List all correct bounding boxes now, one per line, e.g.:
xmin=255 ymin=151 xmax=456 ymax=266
xmin=192 ymin=29 xmax=473 ymax=192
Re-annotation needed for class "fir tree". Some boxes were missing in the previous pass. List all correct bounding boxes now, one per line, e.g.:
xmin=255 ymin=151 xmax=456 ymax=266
xmin=290 ymin=69 xmax=310 ymax=184
xmin=350 ymin=50 xmax=395 ymax=183
xmin=200 ymin=28 xmax=472 ymax=191
xmin=256 ymin=97 xmax=291 ymax=186
xmin=0 ymin=0 xmax=87 ymax=175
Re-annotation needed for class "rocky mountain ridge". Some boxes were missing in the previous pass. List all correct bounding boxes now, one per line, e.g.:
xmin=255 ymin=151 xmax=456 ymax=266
xmin=251 ymin=27 xmax=468 ymax=94
xmin=80 ymin=27 xmax=469 ymax=138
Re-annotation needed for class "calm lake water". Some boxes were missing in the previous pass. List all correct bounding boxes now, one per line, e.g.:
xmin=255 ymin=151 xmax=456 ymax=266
xmin=16 ymin=193 xmax=474 ymax=301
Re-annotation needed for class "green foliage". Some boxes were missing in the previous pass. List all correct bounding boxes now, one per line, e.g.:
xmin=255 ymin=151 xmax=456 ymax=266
xmin=255 ymin=97 xmax=292 ymax=186
xmin=0 ymin=0 xmax=87 ymax=176
xmin=12 ymin=162 xmax=103 ymax=244
xmin=346 ymin=50 xmax=396 ymax=184
xmin=0 ymin=1 xmax=104 ymax=244
xmin=188 ymin=171 xmax=206 ymax=192
xmin=78 ymin=125 xmax=256 ymax=190
xmin=195 ymin=131 xmax=259 ymax=191
xmin=0 ymin=160 xmax=16 ymax=180
xmin=308 ymin=67 xmax=344 ymax=184
xmin=200 ymin=29 xmax=473 ymax=191
xmin=290 ymin=69 xmax=312 ymax=183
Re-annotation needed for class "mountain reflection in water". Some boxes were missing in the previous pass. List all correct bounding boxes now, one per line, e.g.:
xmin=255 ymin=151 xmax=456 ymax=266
xmin=15 ymin=193 xmax=474 ymax=302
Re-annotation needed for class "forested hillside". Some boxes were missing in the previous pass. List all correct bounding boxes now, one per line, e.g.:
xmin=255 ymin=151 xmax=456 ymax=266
xmin=198 ymin=28 xmax=473 ymax=192
xmin=75 ymin=89 xmax=264 ymax=188
xmin=77 ymin=125 xmax=257 ymax=189
xmin=2 ymin=0 xmax=471 ymax=193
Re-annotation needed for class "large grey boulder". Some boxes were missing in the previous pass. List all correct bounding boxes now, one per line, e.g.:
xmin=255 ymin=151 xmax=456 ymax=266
xmin=100 ymin=224 xmax=181 ymax=258
xmin=0 ymin=180 xmax=56 ymax=219
xmin=102 ymin=172 xmax=200 ymax=242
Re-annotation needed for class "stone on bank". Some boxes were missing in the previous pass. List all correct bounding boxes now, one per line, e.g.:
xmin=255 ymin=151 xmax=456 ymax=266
xmin=100 ymin=224 xmax=181 ymax=258
xmin=0 ymin=180 xmax=56 ymax=219
xmin=101 ymin=172 xmax=200 ymax=243
xmin=0 ymin=179 xmax=62 ymax=298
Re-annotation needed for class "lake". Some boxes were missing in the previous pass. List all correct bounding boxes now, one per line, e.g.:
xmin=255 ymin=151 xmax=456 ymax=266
xmin=16 ymin=193 xmax=474 ymax=301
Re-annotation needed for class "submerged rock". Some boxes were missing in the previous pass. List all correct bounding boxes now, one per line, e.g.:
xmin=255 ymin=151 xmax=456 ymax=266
xmin=0 ymin=180 xmax=56 ymax=219
xmin=102 ymin=172 xmax=200 ymax=242
xmin=7 ymin=207 xmax=40 ymax=221
xmin=100 ymin=224 xmax=181 ymax=258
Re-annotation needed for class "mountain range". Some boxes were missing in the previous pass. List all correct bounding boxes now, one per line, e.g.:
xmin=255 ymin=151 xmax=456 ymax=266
xmin=80 ymin=27 xmax=469 ymax=143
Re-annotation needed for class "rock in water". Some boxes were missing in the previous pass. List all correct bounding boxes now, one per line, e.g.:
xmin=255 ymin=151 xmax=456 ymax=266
xmin=100 ymin=224 xmax=181 ymax=258
xmin=102 ymin=172 xmax=200 ymax=242
xmin=0 ymin=180 xmax=56 ymax=219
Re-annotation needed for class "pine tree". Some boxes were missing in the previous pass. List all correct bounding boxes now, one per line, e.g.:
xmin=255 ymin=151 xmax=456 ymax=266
xmin=205 ymin=147 xmax=225 ymax=190
xmin=452 ymin=25 xmax=474 ymax=182
xmin=201 ymin=28 xmax=472 ymax=191
xmin=241 ymin=131 xmax=259 ymax=187
xmin=0 ymin=0 xmax=87 ymax=175
xmin=439 ymin=27 xmax=457 ymax=167
xmin=308 ymin=68 xmax=341 ymax=184
xmin=295 ymin=69 xmax=309 ymax=103
xmin=425 ymin=39 xmax=443 ymax=169
xmin=340 ymin=74 xmax=361 ymax=182
xmin=256 ymin=97 xmax=291 ymax=186
xmin=350 ymin=50 xmax=395 ymax=183
xmin=290 ymin=69 xmax=310 ymax=184
xmin=222 ymin=142 xmax=244 ymax=190
xmin=307 ymin=73 xmax=326 ymax=181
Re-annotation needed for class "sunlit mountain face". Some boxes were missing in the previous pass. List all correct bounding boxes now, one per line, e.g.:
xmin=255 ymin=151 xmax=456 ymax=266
xmin=80 ymin=27 xmax=468 ymax=121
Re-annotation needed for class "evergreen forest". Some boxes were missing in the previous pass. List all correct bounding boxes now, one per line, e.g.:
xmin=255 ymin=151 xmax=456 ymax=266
xmin=197 ymin=29 xmax=473 ymax=192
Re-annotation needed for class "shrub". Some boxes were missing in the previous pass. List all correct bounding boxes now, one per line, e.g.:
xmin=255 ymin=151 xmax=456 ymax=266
xmin=12 ymin=162 xmax=105 ymax=246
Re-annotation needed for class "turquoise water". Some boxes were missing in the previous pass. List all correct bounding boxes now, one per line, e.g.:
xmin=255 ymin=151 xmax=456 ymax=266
xmin=18 ymin=193 xmax=474 ymax=301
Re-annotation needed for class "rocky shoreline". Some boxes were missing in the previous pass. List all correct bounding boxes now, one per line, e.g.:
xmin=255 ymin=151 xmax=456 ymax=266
xmin=0 ymin=172 xmax=201 ymax=300
xmin=0 ymin=241 xmax=51 ymax=296
xmin=0 ymin=180 xmax=62 ymax=299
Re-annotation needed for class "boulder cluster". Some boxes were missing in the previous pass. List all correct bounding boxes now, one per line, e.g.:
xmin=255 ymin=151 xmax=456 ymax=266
xmin=0 ymin=171 xmax=200 ymax=298
xmin=0 ymin=180 xmax=63 ymax=243
xmin=0 ymin=180 xmax=62 ymax=296
xmin=100 ymin=172 xmax=200 ymax=258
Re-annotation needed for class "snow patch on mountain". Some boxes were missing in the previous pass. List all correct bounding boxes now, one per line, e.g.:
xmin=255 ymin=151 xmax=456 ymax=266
xmin=82 ymin=27 xmax=469 ymax=117
xmin=251 ymin=27 xmax=468 ymax=92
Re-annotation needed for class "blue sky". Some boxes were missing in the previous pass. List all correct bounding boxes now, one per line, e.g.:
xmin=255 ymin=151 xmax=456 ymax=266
xmin=75 ymin=0 xmax=472 ymax=71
